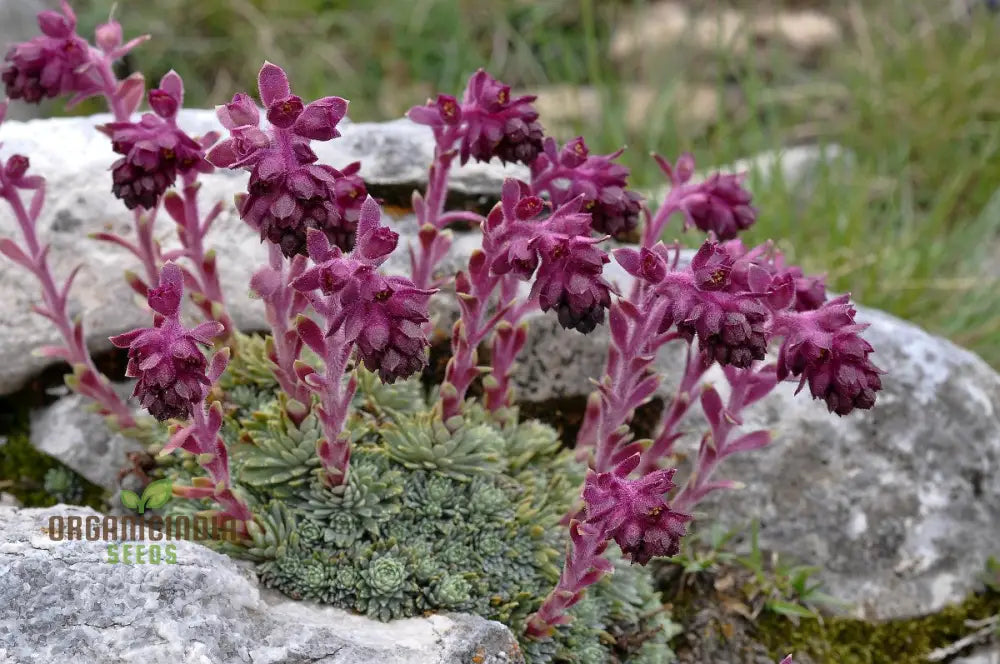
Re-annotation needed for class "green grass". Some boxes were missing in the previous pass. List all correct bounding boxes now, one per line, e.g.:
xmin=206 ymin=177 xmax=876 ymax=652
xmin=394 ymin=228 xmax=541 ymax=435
xmin=68 ymin=0 xmax=1000 ymax=364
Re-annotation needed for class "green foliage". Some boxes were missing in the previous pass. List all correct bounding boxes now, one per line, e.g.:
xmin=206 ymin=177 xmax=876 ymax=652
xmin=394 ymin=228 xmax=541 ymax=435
xmin=755 ymin=589 xmax=1000 ymax=664
xmin=0 ymin=406 xmax=104 ymax=509
xmin=158 ymin=362 xmax=678 ymax=663
xmin=42 ymin=466 xmax=84 ymax=504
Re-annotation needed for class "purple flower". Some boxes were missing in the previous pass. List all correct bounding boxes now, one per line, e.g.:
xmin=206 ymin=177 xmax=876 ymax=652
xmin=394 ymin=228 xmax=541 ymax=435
xmin=583 ymin=453 xmax=691 ymax=565
xmin=292 ymin=197 xmax=434 ymax=383
xmin=207 ymin=62 xmax=364 ymax=257
xmin=777 ymin=295 xmax=883 ymax=415
xmin=1 ymin=2 xmax=94 ymax=103
xmin=531 ymin=137 xmax=643 ymax=238
xmin=657 ymin=242 xmax=770 ymax=368
xmin=455 ymin=70 xmax=544 ymax=165
xmin=532 ymin=231 xmax=613 ymax=334
xmin=102 ymin=72 xmax=210 ymax=210
xmin=109 ymin=263 xmax=223 ymax=421
xmin=683 ymin=172 xmax=757 ymax=240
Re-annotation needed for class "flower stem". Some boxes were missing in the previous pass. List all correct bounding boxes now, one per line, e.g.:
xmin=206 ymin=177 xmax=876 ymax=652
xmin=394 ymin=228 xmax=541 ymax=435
xmin=0 ymin=177 xmax=137 ymax=428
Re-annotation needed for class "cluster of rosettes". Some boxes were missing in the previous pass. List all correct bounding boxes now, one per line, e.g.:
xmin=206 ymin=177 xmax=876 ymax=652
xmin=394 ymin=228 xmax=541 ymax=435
xmin=101 ymin=72 xmax=213 ymax=210
xmin=531 ymin=137 xmax=644 ymax=238
xmin=207 ymin=63 xmax=367 ymax=257
xmin=408 ymin=69 xmax=544 ymax=166
xmin=583 ymin=454 xmax=691 ymax=565
xmin=487 ymin=181 xmax=614 ymax=334
xmin=109 ymin=263 xmax=222 ymax=421
xmin=1 ymin=2 xmax=94 ymax=103
xmin=292 ymin=198 xmax=434 ymax=383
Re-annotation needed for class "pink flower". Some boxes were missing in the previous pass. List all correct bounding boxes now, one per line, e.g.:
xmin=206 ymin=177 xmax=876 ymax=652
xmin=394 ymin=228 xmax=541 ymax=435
xmin=1 ymin=2 xmax=94 ymax=103
xmin=109 ymin=264 xmax=223 ymax=421
xmin=583 ymin=453 xmax=691 ymax=565
xmin=531 ymin=137 xmax=643 ymax=238
xmin=207 ymin=62 xmax=364 ymax=257
xmin=103 ymin=72 xmax=211 ymax=210
xmin=683 ymin=172 xmax=757 ymax=240
xmin=532 ymin=233 xmax=613 ymax=333
xmin=657 ymin=242 xmax=770 ymax=368
xmin=292 ymin=197 xmax=434 ymax=383
xmin=410 ymin=70 xmax=544 ymax=165
xmin=777 ymin=296 xmax=883 ymax=415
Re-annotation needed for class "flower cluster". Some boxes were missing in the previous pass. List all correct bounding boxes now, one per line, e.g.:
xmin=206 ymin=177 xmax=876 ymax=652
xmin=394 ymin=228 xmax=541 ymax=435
xmin=531 ymin=137 xmax=644 ymax=238
xmin=109 ymin=263 xmax=222 ymax=421
xmin=643 ymin=153 xmax=759 ymax=246
xmin=1 ymin=2 xmax=93 ymax=103
xmin=293 ymin=197 xmax=435 ymax=384
xmin=409 ymin=69 xmax=544 ymax=165
xmin=583 ymin=454 xmax=691 ymax=565
xmin=102 ymin=72 xmax=213 ymax=210
xmin=488 ymin=181 xmax=614 ymax=333
xmin=776 ymin=295 xmax=884 ymax=416
xmin=207 ymin=63 xmax=366 ymax=257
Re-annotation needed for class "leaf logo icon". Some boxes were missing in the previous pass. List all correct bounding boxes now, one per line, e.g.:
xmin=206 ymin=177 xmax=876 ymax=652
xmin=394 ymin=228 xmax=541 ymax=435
xmin=120 ymin=479 xmax=173 ymax=514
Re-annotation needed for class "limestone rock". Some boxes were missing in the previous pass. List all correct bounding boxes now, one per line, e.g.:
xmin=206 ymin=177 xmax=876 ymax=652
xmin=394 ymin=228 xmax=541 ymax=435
xmin=29 ymin=390 xmax=144 ymax=491
xmin=692 ymin=305 xmax=1000 ymax=620
xmin=0 ymin=504 xmax=524 ymax=664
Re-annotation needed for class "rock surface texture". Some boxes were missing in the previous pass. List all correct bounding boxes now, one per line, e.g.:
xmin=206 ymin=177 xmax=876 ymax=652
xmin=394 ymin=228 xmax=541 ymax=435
xmin=0 ymin=504 xmax=524 ymax=664
xmin=695 ymin=305 xmax=1000 ymax=620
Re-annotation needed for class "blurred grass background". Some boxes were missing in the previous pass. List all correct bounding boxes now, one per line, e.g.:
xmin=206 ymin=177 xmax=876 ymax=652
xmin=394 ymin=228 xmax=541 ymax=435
xmin=68 ymin=0 xmax=1000 ymax=364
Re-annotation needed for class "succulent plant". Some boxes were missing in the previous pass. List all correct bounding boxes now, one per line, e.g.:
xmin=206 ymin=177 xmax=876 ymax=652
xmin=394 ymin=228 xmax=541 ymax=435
xmin=157 ymin=364 xmax=677 ymax=662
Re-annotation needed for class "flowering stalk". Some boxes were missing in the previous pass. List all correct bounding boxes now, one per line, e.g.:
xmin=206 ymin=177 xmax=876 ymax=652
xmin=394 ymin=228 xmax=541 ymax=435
xmin=481 ymin=275 xmax=533 ymax=412
xmin=407 ymin=70 xmax=544 ymax=288
xmin=249 ymin=243 xmax=311 ymax=414
xmin=440 ymin=178 xmax=614 ymax=421
xmin=291 ymin=197 xmax=435 ymax=484
xmin=641 ymin=153 xmax=757 ymax=249
xmin=527 ymin=454 xmax=690 ymax=635
xmin=0 ymin=101 xmax=138 ymax=428
xmin=670 ymin=365 xmax=776 ymax=513
xmin=162 ymin=171 xmax=233 ymax=335
xmin=525 ymin=519 xmax=613 ymax=638
xmin=205 ymin=61 xmax=370 ymax=428
xmin=635 ymin=345 xmax=711 ymax=475
xmin=110 ymin=263 xmax=251 ymax=528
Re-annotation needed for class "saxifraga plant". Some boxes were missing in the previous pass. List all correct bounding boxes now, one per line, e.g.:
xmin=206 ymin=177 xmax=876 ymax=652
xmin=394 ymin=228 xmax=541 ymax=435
xmin=0 ymin=4 xmax=882 ymax=662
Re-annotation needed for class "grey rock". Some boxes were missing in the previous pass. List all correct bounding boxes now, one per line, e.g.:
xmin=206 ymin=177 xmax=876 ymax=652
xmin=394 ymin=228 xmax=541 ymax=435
xmin=692 ymin=305 xmax=1000 ymax=620
xmin=29 ymin=390 xmax=145 ymax=491
xmin=953 ymin=648 xmax=1000 ymax=664
xmin=0 ymin=504 xmax=524 ymax=664
xmin=0 ymin=110 xmax=527 ymax=395
xmin=0 ymin=493 xmax=19 ymax=507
